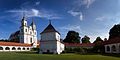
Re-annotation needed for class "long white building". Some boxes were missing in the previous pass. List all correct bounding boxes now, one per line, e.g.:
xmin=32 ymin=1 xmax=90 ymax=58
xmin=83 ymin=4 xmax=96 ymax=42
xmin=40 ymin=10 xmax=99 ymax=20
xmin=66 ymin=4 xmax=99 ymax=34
xmin=39 ymin=21 xmax=64 ymax=54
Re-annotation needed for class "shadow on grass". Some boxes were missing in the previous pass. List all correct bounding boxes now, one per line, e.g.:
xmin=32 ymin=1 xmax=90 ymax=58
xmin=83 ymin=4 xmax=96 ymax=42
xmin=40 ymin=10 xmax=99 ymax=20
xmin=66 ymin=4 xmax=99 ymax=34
xmin=15 ymin=51 xmax=38 ymax=54
xmin=101 ymin=53 xmax=120 ymax=58
xmin=73 ymin=52 xmax=100 ymax=55
xmin=66 ymin=52 xmax=120 ymax=58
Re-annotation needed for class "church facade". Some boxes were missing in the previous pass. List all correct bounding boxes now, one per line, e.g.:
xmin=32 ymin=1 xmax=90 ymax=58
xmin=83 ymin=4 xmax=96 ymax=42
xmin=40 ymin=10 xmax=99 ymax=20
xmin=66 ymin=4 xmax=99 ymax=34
xmin=39 ymin=21 xmax=64 ymax=54
xmin=9 ymin=16 xmax=38 ymax=48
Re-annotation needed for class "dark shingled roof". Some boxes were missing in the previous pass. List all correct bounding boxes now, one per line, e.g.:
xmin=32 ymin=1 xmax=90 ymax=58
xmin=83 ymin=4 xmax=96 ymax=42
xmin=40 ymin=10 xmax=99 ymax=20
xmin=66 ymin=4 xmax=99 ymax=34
xmin=9 ymin=30 xmax=20 ymax=38
xmin=41 ymin=23 xmax=60 ymax=34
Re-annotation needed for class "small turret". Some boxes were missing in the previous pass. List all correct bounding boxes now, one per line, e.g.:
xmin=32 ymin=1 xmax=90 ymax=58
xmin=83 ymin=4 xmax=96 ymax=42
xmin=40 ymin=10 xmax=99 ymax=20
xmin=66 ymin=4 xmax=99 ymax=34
xmin=30 ymin=19 xmax=36 ymax=30
xmin=21 ymin=16 xmax=27 ymax=27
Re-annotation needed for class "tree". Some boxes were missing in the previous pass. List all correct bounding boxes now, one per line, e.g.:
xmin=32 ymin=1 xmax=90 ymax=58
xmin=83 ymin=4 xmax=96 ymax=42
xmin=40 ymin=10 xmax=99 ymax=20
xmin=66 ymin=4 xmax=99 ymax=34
xmin=104 ymin=38 xmax=107 ymax=41
xmin=109 ymin=24 xmax=120 ymax=39
xmin=93 ymin=37 xmax=103 ymax=43
xmin=93 ymin=37 xmax=104 ymax=53
xmin=81 ymin=35 xmax=91 ymax=43
xmin=63 ymin=31 xmax=80 ymax=43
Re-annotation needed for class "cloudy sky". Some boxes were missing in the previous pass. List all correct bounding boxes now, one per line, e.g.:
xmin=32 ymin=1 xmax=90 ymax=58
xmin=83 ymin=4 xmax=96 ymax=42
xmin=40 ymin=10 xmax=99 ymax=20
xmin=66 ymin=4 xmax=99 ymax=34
xmin=0 ymin=0 xmax=120 ymax=42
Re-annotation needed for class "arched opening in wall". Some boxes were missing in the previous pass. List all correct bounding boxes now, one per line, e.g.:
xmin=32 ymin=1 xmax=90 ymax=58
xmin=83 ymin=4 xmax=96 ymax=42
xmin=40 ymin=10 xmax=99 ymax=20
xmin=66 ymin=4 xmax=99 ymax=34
xmin=106 ymin=46 xmax=110 ymax=51
xmin=27 ymin=48 xmax=29 ymax=50
xmin=12 ymin=47 xmax=16 ymax=50
xmin=5 ymin=47 xmax=10 ymax=50
xmin=17 ymin=47 xmax=21 ymax=50
xmin=0 ymin=47 xmax=3 ymax=50
xmin=23 ymin=48 xmax=25 ymax=50
xmin=112 ymin=45 xmax=116 ymax=52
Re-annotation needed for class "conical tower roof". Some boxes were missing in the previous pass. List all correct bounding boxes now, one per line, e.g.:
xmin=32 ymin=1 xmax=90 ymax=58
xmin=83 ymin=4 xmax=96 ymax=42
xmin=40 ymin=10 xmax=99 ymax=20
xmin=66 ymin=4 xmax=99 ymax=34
xmin=41 ymin=21 xmax=60 ymax=34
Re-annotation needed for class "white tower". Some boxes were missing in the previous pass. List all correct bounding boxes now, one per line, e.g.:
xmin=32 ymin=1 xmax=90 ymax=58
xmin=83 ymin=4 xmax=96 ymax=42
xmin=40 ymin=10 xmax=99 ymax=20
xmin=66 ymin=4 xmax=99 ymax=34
xmin=20 ymin=16 xmax=29 ymax=44
xmin=30 ymin=19 xmax=37 ymax=47
xmin=40 ymin=20 xmax=64 ymax=54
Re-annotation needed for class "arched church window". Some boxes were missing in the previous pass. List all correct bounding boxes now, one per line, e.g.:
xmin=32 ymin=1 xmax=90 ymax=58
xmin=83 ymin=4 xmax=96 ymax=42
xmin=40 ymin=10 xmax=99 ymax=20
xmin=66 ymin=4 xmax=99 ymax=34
xmin=112 ymin=45 xmax=116 ymax=52
xmin=30 ymin=32 xmax=32 ymax=34
xmin=5 ymin=47 xmax=10 ymax=50
xmin=26 ymin=29 xmax=27 ymax=32
xmin=106 ymin=46 xmax=110 ymax=51
xmin=0 ymin=47 xmax=3 ymax=50
xmin=30 ymin=38 xmax=32 ymax=43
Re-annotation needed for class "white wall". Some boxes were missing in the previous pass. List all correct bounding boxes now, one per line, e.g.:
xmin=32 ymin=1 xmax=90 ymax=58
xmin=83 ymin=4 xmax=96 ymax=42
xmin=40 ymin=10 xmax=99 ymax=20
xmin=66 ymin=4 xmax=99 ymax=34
xmin=40 ymin=31 xmax=64 ymax=54
xmin=105 ymin=43 xmax=120 ymax=53
xmin=0 ymin=46 xmax=31 ymax=52
xmin=41 ymin=32 xmax=60 ymax=41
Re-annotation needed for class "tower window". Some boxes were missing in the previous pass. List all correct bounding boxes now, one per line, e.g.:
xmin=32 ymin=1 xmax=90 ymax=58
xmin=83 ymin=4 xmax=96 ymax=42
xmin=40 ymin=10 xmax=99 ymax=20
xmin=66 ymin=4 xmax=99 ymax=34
xmin=30 ymin=38 xmax=32 ymax=43
xmin=30 ymin=32 xmax=32 ymax=34
xmin=26 ymin=29 xmax=27 ymax=32
xmin=25 ymin=23 xmax=27 ymax=26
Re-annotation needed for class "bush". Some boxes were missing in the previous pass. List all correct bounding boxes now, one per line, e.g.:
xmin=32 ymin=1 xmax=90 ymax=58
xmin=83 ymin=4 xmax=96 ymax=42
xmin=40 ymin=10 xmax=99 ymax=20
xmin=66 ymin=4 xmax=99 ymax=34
xmin=65 ymin=47 xmax=89 ymax=54
xmin=31 ymin=48 xmax=39 ymax=52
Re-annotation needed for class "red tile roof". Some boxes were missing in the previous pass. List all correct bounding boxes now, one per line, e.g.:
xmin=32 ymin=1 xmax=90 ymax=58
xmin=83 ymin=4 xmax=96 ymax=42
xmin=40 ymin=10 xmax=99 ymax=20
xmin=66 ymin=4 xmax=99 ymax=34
xmin=0 ymin=42 xmax=32 ymax=47
xmin=103 ymin=37 xmax=120 ymax=45
xmin=64 ymin=43 xmax=95 ymax=47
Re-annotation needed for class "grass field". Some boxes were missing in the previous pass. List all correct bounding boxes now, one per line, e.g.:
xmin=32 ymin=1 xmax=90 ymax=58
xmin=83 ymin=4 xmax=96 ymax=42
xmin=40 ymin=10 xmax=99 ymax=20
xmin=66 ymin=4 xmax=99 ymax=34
xmin=0 ymin=52 xmax=120 ymax=60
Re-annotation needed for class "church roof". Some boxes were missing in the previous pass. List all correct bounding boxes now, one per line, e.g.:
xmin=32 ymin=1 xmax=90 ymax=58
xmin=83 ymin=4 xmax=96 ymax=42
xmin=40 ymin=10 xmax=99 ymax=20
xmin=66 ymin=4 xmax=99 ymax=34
xmin=41 ymin=22 xmax=60 ymax=34
xmin=9 ymin=30 xmax=20 ymax=38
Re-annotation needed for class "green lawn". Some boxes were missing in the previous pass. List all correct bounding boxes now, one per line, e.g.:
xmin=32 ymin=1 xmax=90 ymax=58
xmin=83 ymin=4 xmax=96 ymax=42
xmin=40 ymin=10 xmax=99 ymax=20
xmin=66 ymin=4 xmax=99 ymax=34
xmin=0 ymin=52 xmax=120 ymax=60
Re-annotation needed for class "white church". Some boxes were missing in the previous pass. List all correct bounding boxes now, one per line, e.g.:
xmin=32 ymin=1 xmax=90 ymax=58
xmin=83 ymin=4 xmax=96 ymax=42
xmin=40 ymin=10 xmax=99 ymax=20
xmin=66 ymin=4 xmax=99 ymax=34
xmin=0 ymin=16 xmax=38 ymax=51
xmin=39 ymin=21 xmax=65 ymax=54
xmin=9 ymin=16 xmax=38 ymax=48
xmin=19 ymin=16 xmax=38 ymax=47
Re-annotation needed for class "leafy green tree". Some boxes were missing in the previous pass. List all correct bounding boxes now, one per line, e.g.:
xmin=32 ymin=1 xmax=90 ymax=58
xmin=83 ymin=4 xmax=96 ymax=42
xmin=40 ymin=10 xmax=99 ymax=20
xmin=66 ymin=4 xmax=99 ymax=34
xmin=104 ymin=38 xmax=107 ymax=41
xmin=93 ymin=37 xmax=103 ymax=43
xmin=109 ymin=24 xmax=120 ymax=39
xmin=81 ymin=35 xmax=91 ymax=43
xmin=63 ymin=31 xmax=80 ymax=43
xmin=93 ymin=37 xmax=104 ymax=53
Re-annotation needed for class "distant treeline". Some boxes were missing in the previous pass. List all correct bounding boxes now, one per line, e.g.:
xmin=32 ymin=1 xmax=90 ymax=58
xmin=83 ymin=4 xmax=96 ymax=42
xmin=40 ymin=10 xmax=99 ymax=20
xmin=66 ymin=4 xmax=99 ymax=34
xmin=0 ymin=39 xmax=9 ymax=42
